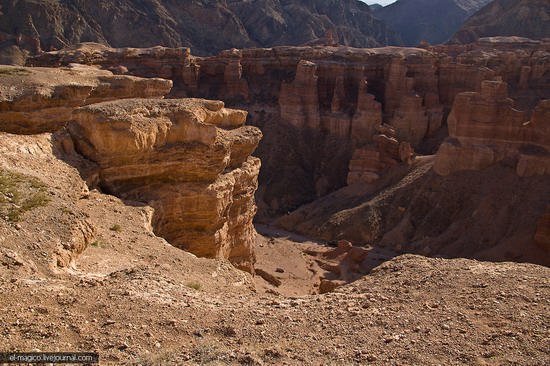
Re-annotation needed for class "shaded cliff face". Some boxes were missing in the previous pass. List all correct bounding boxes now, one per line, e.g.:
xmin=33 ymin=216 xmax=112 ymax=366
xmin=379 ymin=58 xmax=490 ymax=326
xmin=373 ymin=0 xmax=493 ymax=46
xmin=0 ymin=0 xmax=401 ymax=63
xmin=191 ymin=46 xmax=446 ymax=216
xmin=449 ymin=0 xmax=550 ymax=44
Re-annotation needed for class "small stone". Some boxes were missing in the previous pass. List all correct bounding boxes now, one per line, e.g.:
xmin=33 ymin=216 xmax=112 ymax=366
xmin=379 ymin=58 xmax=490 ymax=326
xmin=275 ymin=268 xmax=285 ymax=273
xmin=103 ymin=320 xmax=116 ymax=327
xmin=193 ymin=329 xmax=204 ymax=337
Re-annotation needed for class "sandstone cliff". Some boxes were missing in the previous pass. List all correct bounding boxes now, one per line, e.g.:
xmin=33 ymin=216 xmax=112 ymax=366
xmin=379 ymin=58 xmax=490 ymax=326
xmin=0 ymin=64 xmax=172 ymax=134
xmin=0 ymin=0 xmax=400 ymax=64
xmin=68 ymin=98 xmax=262 ymax=272
xmin=449 ymin=0 xmax=550 ymax=44
xmin=0 ymin=64 xmax=262 ymax=271
xmin=28 ymin=41 xmax=550 ymax=267
xmin=373 ymin=0 xmax=493 ymax=46
xmin=434 ymin=81 xmax=550 ymax=177
xmin=31 ymin=40 xmax=550 ymax=216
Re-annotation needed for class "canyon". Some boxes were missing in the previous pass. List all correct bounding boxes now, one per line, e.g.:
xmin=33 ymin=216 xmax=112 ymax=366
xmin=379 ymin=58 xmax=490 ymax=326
xmin=27 ymin=37 xmax=550 ymax=265
xmin=0 ymin=4 xmax=549 ymax=364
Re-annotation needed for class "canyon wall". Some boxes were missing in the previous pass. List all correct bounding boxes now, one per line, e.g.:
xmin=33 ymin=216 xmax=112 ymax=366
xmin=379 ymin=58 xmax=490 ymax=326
xmin=0 ymin=65 xmax=262 ymax=272
xmin=69 ymin=98 xmax=262 ymax=272
xmin=434 ymin=81 xmax=550 ymax=177
xmin=29 ymin=39 xmax=550 ymax=217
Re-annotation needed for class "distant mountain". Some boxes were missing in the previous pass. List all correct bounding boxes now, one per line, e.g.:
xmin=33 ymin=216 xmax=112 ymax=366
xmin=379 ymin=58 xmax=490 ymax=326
xmin=0 ymin=0 xmax=402 ymax=63
xmin=369 ymin=4 xmax=384 ymax=10
xmin=449 ymin=0 xmax=550 ymax=44
xmin=373 ymin=0 xmax=493 ymax=46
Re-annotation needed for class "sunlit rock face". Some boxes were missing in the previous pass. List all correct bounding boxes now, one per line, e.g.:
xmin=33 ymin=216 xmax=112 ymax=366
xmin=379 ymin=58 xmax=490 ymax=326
xmin=434 ymin=81 xmax=550 ymax=177
xmin=0 ymin=65 xmax=172 ymax=134
xmin=69 ymin=98 xmax=262 ymax=272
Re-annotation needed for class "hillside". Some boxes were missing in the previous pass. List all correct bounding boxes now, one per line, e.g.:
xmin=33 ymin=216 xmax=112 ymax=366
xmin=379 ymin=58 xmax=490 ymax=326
xmin=0 ymin=0 xmax=401 ymax=64
xmin=373 ymin=0 xmax=493 ymax=45
xmin=450 ymin=0 xmax=550 ymax=44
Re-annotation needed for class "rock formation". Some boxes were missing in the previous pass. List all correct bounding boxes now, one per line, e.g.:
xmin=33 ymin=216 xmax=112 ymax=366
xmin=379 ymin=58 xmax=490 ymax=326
xmin=373 ymin=0 xmax=493 ymax=46
xmin=449 ymin=0 xmax=550 ymax=44
xmin=0 ymin=65 xmax=172 ymax=134
xmin=0 ymin=0 xmax=400 ymax=64
xmin=351 ymin=78 xmax=383 ymax=147
xmin=68 ymin=98 xmax=262 ymax=272
xmin=347 ymin=124 xmax=414 ymax=186
xmin=279 ymin=60 xmax=321 ymax=130
xmin=30 ymin=40 xmax=550 ymax=216
xmin=434 ymin=80 xmax=550 ymax=177
xmin=429 ymin=37 xmax=550 ymax=112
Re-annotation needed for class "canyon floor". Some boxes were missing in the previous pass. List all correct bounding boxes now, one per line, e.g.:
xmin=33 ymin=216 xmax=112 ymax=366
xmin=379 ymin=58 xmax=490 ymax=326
xmin=0 ymin=132 xmax=548 ymax=365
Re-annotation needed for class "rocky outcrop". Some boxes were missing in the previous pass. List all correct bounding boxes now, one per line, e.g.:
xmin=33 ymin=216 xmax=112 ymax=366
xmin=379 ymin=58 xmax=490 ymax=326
xmin=347 ymin=124 xmax=414 ymax=186
xmin=373 ymin=0 xmax=493 ymax=46
xmin=0 ymin=0 xmax=400 ymax=64
xmin=0 ymin=65 xmax=172 ymax=134
xmin=429 ymin=37 xmax=550 ymax=113
xmin=383 ymin=60 xmax=438 ymax=146
xmin=26 ymin=43 xmax=193 ymax=84
xmin=279 ymin=60 xmax=321 ymax=130
xmin=68 ymin=98 xmax=262 ymax=272
xmin=449 ymin=0 xmax=550 ymax=44
xmin=434 ymin=80 xmax=550 ymax=177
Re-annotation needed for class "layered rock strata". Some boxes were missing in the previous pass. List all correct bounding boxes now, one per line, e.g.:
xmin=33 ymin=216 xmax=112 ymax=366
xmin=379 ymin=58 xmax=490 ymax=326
xmin=0 ymin=65 xmax=172 ymax=134
xmin=429 ymin=37 xmax=550 ymax=111
xmin=347 ymin=124 xmax=414 ymax=186
xmin=30 ymin=41 xmax=550 ymax=214
xmin=26 ymin=43 xmax=191 ymax=82
xmin=69 ymin=98 xmax=262 ymax=272
xmin=434 ymin=80 xmax=550 ymax=177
